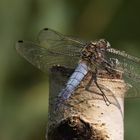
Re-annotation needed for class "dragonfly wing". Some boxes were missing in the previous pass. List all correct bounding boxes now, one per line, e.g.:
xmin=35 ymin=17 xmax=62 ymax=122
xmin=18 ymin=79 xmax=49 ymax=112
xmin=106 ymin=48 xmax=140 ymax=97
xmin=106 ymin=48 xmax=140 ymax=82
xmin=37 ymin=28 xmax=86 ymax=51
xmin=16 ymin=41 xmax=80 ymax=72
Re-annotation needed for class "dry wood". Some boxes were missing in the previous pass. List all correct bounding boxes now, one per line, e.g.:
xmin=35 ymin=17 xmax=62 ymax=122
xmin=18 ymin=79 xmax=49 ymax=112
xmin=46 ymin=66 xmax=128 ymax=140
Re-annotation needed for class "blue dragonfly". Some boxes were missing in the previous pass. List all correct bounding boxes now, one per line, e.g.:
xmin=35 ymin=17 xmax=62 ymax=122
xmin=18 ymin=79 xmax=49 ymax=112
xmin=16 ymin=28 xmax=140 ymax=110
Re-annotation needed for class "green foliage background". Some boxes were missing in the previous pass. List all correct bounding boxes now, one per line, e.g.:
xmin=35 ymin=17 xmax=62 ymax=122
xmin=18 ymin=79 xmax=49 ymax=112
xmin=0 ymin=0 xmax=140 ymax=139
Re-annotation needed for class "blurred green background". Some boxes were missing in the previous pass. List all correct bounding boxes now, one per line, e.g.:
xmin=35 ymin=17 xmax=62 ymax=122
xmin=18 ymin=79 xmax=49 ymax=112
xmin=0 ymin=0 xmax=140 ymax=139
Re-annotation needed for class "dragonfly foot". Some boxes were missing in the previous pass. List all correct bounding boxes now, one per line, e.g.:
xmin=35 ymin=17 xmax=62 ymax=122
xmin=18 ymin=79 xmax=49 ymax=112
xmin=105 ymin=100 xmax=111 ymax=106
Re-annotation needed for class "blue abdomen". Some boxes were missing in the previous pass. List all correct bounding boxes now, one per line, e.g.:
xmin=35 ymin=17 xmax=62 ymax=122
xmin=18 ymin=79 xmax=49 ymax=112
xmin=58 ymin=62 xmax=88 ymax=100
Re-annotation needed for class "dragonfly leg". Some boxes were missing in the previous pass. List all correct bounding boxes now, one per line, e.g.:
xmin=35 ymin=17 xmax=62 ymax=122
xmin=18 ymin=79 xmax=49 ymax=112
xmin=85 ymin=74 xmax=95 ymax=91
xmin=54 ymin=96 xmax=65 ymax=112
xmin=85 ymin=70 xmax=111 ymax=106
xmin=94 ymin=79 xmax=111 ymax=106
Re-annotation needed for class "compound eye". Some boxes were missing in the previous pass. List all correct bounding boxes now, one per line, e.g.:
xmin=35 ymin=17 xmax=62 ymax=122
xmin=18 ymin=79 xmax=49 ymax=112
xmin=106 ymin=41 xmax=111 ymax=48
xmin=99 ymin=39 xmax=111 ymax=49
xmin=91 ymin=41 xmax=96 ymax=46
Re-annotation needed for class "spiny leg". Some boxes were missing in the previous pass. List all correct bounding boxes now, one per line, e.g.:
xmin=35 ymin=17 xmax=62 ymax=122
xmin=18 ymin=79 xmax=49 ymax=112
xmin=85 ymin=73 xmax=95 ymax=91
xmin=54 ymin=96 xmax=64 ymax=112
xmin=94 ymin=79 xmax=111 ymax=106
xmin=85 ymin=70 xmax=111 ymax=106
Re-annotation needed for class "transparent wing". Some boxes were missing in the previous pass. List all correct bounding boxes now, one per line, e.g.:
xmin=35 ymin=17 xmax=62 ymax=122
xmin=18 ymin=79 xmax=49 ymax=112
xmin=16 ymin=28 xmax=87 ymax=72
xmin=106 ymin=48 xmax=140 ymax=97
xmin=16 ymin=40 xmax=81 ymax=72
xmin=37 ymin=28 xmax=86 ymax=52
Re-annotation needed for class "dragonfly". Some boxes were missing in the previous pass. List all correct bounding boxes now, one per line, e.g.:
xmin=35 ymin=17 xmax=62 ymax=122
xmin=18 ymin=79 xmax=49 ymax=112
xmin=16 ymin=28 xmax=140 ymax=110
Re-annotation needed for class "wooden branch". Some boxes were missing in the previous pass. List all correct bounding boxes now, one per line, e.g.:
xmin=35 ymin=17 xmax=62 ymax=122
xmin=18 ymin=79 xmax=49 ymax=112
xmin=46 ymin=66 xmax=128 ymax=140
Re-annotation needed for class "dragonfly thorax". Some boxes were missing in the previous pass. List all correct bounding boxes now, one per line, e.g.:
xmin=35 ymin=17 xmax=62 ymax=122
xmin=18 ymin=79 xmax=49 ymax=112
xmin=81 ymin=39 xmax=110 ymax=64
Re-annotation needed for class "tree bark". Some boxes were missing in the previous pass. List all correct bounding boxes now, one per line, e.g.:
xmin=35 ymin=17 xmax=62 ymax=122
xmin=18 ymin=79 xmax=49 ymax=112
xmin=46 ymin=66 xmax=128 ymax=140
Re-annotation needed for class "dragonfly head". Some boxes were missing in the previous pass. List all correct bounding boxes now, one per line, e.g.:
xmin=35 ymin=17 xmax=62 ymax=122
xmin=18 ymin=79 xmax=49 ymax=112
xmin=81 ymin=39 xmax=111 ymax=62
xmin=87 ymin=39 xmax=111 ymax=62
xmin=96 ymin=39 xmax=111 ymax=51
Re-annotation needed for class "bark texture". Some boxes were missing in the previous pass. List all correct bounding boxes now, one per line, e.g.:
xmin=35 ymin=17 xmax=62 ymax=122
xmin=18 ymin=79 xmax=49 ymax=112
xmin=46 ymin=66 xmax=128 ymax=140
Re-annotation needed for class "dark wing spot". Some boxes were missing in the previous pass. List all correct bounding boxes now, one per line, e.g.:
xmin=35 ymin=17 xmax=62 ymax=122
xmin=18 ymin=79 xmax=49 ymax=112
xmin=18 ymin=40 xmax=23 ymax=43
xmin=44 ymin=28 xmax=48 ymax=30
